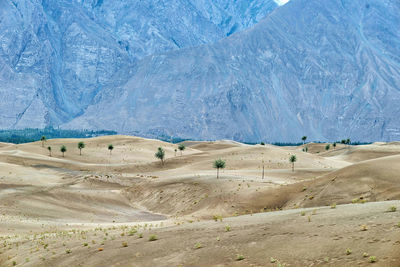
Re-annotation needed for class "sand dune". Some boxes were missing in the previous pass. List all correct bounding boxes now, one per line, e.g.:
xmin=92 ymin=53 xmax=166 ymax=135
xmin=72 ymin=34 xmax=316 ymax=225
xmin=0 ymin=136 xmax=400 ymax=266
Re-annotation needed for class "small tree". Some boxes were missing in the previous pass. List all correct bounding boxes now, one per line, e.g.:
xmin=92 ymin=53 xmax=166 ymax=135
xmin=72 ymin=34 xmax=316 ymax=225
xmin=40 ymin=136 xmax=46 ymax=147
xmin=47 ymin=146 xmax=52 ymax=157
xmin=333 ymin=142 xmax=336 ymax=149
xmin=346 ymin=138 xmax=351 ymax=145
xmin=60 ymin=145 xmax=67 ymax=157
xmin=213 ymin=159 xmax=226 ymax=179
xmin=325 ymin=144 xmax=330 ymax=151
xmin=341 ymin=139 xmax=346 ymax=144
xmin=178 ymin=144 xmax=186 ymax=156
xmin=289 ymin=155 xmax=297 ymax=172
xmin=301 ymin=136 xmax=307 ymax=145
xmin=78 ymin=142 xmax=85 ymax=155
xmin=108 ymin=144 xmax=114 ymax=155
xmin=155 ymin=147 xmax=165 ymax=165
xmin=260 ymin=142 xmax=265 ymax=146
xmin=174 ymin=148 xmax=177 ymax=157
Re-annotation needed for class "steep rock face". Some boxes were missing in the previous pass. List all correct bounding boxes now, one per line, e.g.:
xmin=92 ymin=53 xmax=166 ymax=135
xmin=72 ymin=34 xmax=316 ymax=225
xmin=75 ymin=0 xmax=278 ymax=59
xmin=0 ymin=0 xmax=134 ymax=127
xmin=64 ymin=0 xmax=400 ymax=142
xmin=0 ymin=0 xmax=277 ymax=131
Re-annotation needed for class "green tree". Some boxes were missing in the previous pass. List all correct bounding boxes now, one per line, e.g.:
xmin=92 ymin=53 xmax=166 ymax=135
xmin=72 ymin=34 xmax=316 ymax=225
xmin=289 ymin=155 xmax=297 ymax=172
xmin=155 ymin=147 xmax=165 ymax=165
xmin=301 ymin=136 xmax=307 ymax=145
xmin=78 ymin=142 xmax=85 ymax=155
xmin=47 ymin=146 xmax=52 ymax=157
xmin=346 ymin=138 xmax=351 ymax=145
xmin=333 ymin=142 xmax=336 ymax=149
xmin=174 ymin=148 xmax=177 ymax=157
xmin=213 ymin=159 xmax=226 ymax=179
xmin=108 ymin=144 xmax=114 ymax=155
xmin=40 ymin=136 xmax=46 ymax=147
xmin=325 ymin=144 xmax=330 ymax=151
xmin=178 ymin=144 xmax=186 ymax=156
xmin=60 ymin=145 xmax=67 ymax=157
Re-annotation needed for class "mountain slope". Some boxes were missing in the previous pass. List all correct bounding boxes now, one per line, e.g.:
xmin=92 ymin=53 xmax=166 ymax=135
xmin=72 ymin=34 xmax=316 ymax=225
xmin=64 ymin=0 xmax=400 ymax=142
xmin=0 ymin=0 xmax=278 ymax=130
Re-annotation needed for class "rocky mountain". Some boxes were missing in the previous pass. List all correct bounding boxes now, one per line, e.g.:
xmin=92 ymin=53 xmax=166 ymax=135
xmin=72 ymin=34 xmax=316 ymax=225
xmin=0 ymin=0 xmax=277 ymax=130
xmin=64 ymin=0 xmax=400 ymax=142
xmin=1 ymin=0 xmax=400 ymax=142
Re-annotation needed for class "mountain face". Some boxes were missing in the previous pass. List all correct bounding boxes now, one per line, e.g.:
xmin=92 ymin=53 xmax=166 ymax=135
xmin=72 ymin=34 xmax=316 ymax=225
xmin=0 ymin=0 xmax=277 ymax=129
xmin=2 ymin=0 xmax=400 ymax=142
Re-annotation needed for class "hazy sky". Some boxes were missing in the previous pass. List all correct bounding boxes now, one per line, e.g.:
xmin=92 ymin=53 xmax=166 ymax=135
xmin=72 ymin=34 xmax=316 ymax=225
xmin=274 ymin=0 xmax=290 ymax=6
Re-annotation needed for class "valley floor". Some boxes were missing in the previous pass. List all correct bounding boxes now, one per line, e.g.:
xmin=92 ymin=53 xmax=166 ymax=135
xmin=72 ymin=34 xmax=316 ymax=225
xmin=0 ymin=136 xmax=400 ymax=266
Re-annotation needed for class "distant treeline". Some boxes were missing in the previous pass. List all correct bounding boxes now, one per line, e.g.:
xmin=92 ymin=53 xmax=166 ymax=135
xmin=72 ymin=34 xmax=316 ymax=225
xmin=0 ymin=128 xmax=117 ymax=144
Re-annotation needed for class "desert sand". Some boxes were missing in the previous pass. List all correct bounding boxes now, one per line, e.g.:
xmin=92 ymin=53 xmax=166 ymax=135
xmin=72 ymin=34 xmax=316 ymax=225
xmin=0 ymin=136 xmax=399 ymax=266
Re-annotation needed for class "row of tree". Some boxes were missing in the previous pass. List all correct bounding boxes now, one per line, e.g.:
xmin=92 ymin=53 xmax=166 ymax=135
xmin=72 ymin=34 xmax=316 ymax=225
xmin=41 ymin=136 xmax=115 ymax=157
xmin=40 ymin=136 xmax=299 ymax=178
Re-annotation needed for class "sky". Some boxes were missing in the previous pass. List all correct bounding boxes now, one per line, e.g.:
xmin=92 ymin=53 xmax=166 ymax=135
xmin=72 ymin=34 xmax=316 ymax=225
xmin=274 ymin=0 xmax=290 ymax=6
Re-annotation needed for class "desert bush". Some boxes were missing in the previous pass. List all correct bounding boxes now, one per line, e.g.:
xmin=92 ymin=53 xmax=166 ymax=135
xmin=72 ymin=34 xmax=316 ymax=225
xmin=236 ymin=254 xmax=244 ymax=261
xmin=148 ymin=235 xmax=157 ymax=241
xmin=388 ymin=206 xmax=397 ymax=212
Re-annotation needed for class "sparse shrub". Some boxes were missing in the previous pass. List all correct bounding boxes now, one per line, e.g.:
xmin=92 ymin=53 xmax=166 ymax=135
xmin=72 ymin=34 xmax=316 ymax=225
xmin=83 ymin=242 xmax=88 ymax=246
xmin=346 ymin=248 xmax=352 ymax=255
xmin=236 ymin=254 xmax=245 ymax=261
xmin=225 ymin=225 xmax=231 ymax=232
xmin=213 ymin=215 xmax=223 ymax=222
xmin=369 ymin=256 xmax=376 ymax=263
xmin=128 ymin=229 xmax=137 ymax=236
xmin=388 ymin=206 xmax=397 ymax=212
xmin=194 ymin=242 xmax=202 ymax=249
xmin=363 ymin=252 xmax=369 ymax=257
xmin=122 ymin=242 xmax=128 ymax=247
xmin=270 ymin=257 xmax=277 ymax=263
xmin=98 ymin=248 xmax=103 ymax=251
xmin=331 ymin=203 xmax=336 ymax=209
xmin=66 ymin=249 xmax=71 ymax=254
xmin=148 ymin=235 xmax=157 ymax=241
xmin=312 ymin=209 xmax=317 ymax=215
xmin=360 ymin=225 xmax=368 ymax=231
xmin=300 ymin=211 xmax=306 ymax=216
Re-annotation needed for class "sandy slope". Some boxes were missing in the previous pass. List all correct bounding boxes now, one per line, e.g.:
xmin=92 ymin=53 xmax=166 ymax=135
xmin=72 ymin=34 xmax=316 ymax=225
xmin=0 ymin=136 xmax=400 ymax=266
